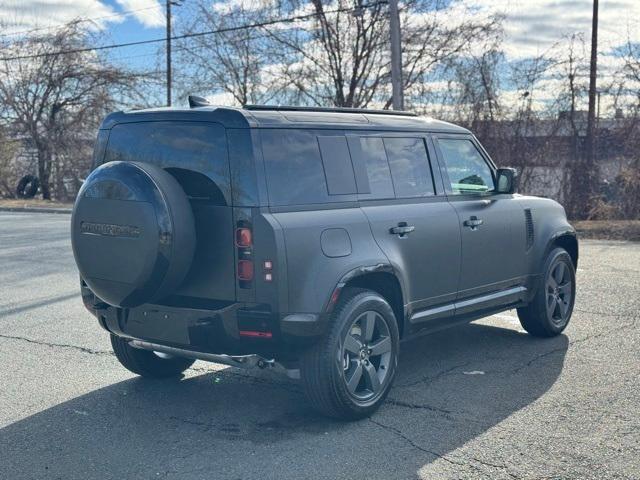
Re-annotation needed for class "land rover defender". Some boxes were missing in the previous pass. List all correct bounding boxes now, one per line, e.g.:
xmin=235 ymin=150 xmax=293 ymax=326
xmin=71 ymin=103 xmax=578 ymax=419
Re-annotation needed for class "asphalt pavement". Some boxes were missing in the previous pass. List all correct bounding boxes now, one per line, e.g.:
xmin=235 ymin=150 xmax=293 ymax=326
xmin=1 ymin=211 xmax=638 ymax=479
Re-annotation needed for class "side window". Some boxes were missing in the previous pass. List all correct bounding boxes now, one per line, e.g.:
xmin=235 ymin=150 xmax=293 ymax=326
xmin=383 ymin=137 xmax=435 ymax=198
xmin=317 ymin=136 xmax=357 ymax=195
xmin=261 ymin=129 xmax=356 ymax=206
xmin=437 ymin=138 xmax=495 ymax=195
xmin=355 ymin=137 xmax=395 ymax=199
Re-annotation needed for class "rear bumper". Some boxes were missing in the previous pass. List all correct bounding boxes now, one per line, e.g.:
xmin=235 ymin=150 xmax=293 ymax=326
xmin=82 ymin=284 xmax=328 ymax=358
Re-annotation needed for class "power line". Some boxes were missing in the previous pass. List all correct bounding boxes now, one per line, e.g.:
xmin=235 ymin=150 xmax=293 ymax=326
xmin=0 ymin=1 xmax=387 ymax=62
xmin=0 ymin=5 xmax=163 ymax=39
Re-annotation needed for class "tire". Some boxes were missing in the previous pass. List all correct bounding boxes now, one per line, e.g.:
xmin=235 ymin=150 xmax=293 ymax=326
xmin=300 ymin=288 xmax=400 ymax=420
xmin=518 ymin=247 xmax=576 ymax=337
xmin=110 ymin=334 xmax=195 ymax=378
xmin=16 ymin=175 xmax=39 ymax=198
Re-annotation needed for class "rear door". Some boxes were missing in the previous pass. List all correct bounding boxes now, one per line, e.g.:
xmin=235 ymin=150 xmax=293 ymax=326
xmin=102 ymin=121 xmax=237 ymax=302
xmin=432 ymin=134 xmax=527 ymax=312
xmin=350 ymin=134 xmax=461 ymax=323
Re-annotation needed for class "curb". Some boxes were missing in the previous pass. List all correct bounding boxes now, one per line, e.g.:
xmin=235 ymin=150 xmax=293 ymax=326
xmin=0 ymin=206 xmax=72 ymax=214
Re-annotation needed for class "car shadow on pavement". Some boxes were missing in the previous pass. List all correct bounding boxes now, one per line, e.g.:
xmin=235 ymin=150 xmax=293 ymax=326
xmin=1 ymin=322 xmax=568 ymax=480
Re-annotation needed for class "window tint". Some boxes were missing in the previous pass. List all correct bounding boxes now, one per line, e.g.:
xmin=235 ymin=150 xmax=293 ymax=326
xmin=261 ymin=129 xmax=355 ymax=206
xmin=383 ymin=137 xmax=434 ymax=198
xmin=317 ymin=136 xmax=357 ymax=195
xmin=104 ymin=121 xmax=230 ymax=203
xmin=357 ymin=137 xmax=395 ymax=199
xmin=437 ymin=138 xmax=494 ymax=194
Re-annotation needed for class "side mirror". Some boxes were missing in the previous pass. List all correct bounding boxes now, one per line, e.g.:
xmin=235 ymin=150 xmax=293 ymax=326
xmin=496 ymin=168 xmax=518 ymax=194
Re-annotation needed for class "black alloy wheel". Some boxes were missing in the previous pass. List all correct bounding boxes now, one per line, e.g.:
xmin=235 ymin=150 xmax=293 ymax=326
xmin=341 ymin=310 xmax=393 ymax=401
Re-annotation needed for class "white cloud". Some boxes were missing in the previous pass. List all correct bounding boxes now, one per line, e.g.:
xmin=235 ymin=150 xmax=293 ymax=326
xmin=463 ymin=0 xmax=640 ymax=59
xmin=0 ymin=0 xmax=165 ymax=35
xmin=114 ymin=0 xmax=164 ymax=28
xmin=0 ymin=0 xmax=119 ymax=34
xmin=212 ymin=0 xmax=277 ymax=15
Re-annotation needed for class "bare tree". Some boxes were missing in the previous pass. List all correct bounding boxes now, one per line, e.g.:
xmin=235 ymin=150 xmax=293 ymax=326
xmin=0 ymin=125 xmax=19 ymax=198
xmin=0 ymin=22 xmax=134 ymax=199
xmin=247 ymin=0 xmax=502 ymax=108
xmin=175 ymin=1 xmax=291 ymax=106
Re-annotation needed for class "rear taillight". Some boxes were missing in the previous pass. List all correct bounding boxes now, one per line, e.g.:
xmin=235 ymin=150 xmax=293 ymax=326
xmin=237 ymin=260 xmax=254 ymax=281
xmin=235 ymin=228 xmax=252 ymax=247
xmin=236 ymin=221 xmax=253 ymax=288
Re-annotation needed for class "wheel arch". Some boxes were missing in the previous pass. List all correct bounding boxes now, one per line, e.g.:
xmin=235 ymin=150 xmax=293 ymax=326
xmin=327 ymin=265 xmax=406 ymax=338
xmin=546 ymin=231 xmax=579 ymax=269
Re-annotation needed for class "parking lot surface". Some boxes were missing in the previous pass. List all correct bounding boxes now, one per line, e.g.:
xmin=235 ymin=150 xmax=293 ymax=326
xmin=1 ymin=212 xmax=638 ymax=479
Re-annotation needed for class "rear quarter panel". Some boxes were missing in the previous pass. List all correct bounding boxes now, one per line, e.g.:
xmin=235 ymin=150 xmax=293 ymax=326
xmin=270 ymin=207 xmax=390 ymax=314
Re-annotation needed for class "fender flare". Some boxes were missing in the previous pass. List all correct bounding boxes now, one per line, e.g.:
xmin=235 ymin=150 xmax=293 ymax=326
xmin=323 ymin=263 xmax=406 ymax=315
xmin=542 ymin=229 xmax=579 ymax=269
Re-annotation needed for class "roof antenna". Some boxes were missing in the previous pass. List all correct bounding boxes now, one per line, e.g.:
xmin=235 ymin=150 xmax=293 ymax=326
xmin=188 ymin=95 xmax=210 ymax=108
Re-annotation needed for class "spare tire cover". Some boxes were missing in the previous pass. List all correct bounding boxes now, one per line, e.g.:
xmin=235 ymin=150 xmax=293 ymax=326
xmin=71 ymin=161 xmax=195 ymax=308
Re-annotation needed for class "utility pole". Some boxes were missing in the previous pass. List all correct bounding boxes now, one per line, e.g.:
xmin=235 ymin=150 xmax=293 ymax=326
xmin=389 ymin=0 xmax=403 ymax=110
xmin=584 ymin=0 xmax=598 ymax=198
xmin=166 ymin=0 xmax=172 ymax=106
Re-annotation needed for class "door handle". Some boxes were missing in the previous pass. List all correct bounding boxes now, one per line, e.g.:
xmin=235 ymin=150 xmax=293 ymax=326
xmin=389 ymin=222 xmax=415 ymax=237
xmin=463 ymin=216 xmax=483 ymax=230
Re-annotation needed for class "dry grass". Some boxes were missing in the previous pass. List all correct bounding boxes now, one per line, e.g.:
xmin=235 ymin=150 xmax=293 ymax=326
xmin=573 ymin=220 xmax=640 ymax=241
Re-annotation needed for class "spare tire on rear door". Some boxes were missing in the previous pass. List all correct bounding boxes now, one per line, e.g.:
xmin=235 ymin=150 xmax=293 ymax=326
xmin=71 ymin=161 xmax=195 ymax=308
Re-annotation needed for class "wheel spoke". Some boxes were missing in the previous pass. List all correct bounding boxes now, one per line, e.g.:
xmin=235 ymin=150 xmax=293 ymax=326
xmin=344 ymin=334 xmax=362 ymax=355
xmin=346 ymin=363 xmax=363 ymax=394
xmin=558 ymin=298 xmax=569 ymax=318
xmin=369 ymin=336 xmax=391 ymax=356
xmin=362 ymin=312 xmax=376 ymax=342
xmin=547 ymin=295 xmax=557 ymax=316
xmin=554 ymin=262 xmax=566 ymax=284
xmin=558 ymin=282 xmax=572 ymax=297
xmin=363 ymin=362 xmax=381 ymax=393
xmin=547 ymin=276 xmax=557 ymax=289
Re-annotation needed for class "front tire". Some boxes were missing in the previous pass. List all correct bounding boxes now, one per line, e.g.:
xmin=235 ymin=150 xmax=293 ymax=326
xmin=110 ymin=335 xmax=195 ymax=378
xmin=300 ymin=288 xmax=400 ymax=420
xmin=518 ymin=247 xmax=576 ymax=337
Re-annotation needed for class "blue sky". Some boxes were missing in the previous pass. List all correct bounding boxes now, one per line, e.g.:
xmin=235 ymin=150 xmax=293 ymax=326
xmin=0 ymin=0 xmax=168 ymax=70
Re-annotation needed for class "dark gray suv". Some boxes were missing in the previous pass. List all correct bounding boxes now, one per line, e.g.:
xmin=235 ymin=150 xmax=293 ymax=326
xmin=71 ymin=104 xmax=578 ymax=419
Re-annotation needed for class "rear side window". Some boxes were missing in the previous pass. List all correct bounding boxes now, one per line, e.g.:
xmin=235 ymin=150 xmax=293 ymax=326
xmin=354 ymin=137 xmax=395 ymax=199
xmin=317 ymin=136 xmax=357 ymax=195
xmin=383 ymin=137 xmax=435 ymax=198
xmin=261 ymin=129 xmax=356 ymax=206
xmin=103 ymin=121 xmax=230 ymax=204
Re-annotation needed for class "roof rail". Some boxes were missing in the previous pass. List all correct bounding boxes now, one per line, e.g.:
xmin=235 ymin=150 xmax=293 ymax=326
xmin=243 ymin=104 xmax=417 ymax=117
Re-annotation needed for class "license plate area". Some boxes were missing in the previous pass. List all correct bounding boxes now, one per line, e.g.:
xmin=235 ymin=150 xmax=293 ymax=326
xmin=126 ymin=309 xmax=190 ymax=344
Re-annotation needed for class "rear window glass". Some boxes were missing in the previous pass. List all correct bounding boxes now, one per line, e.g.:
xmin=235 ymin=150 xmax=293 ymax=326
xmin=383 ymin=137 xmax=434 ymax=198
xmin=261 ymin=129 xmax=356 ymax=206
xmin=103 ymin=121 xmax=230 ymax=204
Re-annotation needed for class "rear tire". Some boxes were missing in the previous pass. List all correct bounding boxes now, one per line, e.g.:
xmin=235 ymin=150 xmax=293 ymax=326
xmin=518 ymin=247 xmax=576 ymax=337
xmin=300 ymin=288 xmax=400 ymax=420
xmin=110 ymin=335 xmax=195 ymax=378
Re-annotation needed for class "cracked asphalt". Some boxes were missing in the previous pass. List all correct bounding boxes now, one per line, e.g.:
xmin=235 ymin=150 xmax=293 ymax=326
xmin=1 ymin=211 xmax=639 ymax=480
